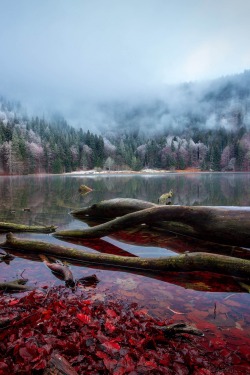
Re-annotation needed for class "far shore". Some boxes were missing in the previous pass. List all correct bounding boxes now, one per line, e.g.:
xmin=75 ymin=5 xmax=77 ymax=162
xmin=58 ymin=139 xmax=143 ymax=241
xmin=63 ymin=168 xmax=243 ymax=176
xmin=64 ymin=168 xmax=201 ymax=176
xmin=0 ymin=169 xmax=195 ymax=177
xmin=1 ymin=168 xmax=247 ymax=177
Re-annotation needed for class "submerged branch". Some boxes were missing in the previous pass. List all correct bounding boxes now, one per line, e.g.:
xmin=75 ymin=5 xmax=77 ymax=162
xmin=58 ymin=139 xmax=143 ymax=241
xmin=40 ymin=254 xmax=75 ymax=287
xmin=155 ymin=322 xmax=204 ymax=337
xmin=1 ymin=233 xmax=250 ymax=278
xmin=0 ymin=278 xmax=33 ymax=292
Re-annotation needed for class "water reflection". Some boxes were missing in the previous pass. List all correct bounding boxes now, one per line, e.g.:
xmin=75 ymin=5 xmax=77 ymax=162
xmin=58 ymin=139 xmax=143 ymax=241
xmin=0 ymin=173 xmax=250 ymax=224
xmin=0 ymin=173 xmax=249 ymax=359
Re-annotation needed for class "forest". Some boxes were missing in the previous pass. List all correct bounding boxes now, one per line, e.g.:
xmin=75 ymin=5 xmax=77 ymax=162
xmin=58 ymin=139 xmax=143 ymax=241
xmin=0 ymin=70 xmax=250 ymax=175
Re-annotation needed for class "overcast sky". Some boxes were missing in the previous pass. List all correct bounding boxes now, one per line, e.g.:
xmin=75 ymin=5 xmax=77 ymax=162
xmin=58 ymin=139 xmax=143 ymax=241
xmin=0 ymin=0 xmax=250 ymax=109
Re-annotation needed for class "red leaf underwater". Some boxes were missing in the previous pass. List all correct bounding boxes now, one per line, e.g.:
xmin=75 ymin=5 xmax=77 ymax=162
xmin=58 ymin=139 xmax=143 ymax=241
xmin=76 ymin=313 xmax=91 ymax=324
xmin=102 ymin=339 xmax=121 ymax=353
xmin=0 ymin=286 xmax=249 ymax=374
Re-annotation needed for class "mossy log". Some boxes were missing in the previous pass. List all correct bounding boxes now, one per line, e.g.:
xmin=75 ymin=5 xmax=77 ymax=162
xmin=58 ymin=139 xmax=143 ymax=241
xmin=4 ymin=249 xmax=247 ymax=293
xmin=1 ymin=233 xmax=250 ymax=278
xmin=2 ymin=246 xmax=247 ymax=292
xmin=0 ymin=278 xmax=33 ymax=292
xmin=0 ymin=221 xmax=57 ymax=233
xmin=62 ymin=203 xmax=250 ymax=247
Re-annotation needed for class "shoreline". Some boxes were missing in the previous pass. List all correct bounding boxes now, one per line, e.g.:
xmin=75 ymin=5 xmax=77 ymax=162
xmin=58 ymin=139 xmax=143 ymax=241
xmin=1 ymin=169 xmax=249 ymax=177
xmin=64 ymin=167 xmax=204 ymax=176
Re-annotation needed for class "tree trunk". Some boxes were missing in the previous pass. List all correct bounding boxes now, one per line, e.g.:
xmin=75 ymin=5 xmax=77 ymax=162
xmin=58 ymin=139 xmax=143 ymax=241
xmin=60 ymin=204 xmax=250 ymax=247
xmin=1 ymin=233 xmax=250 ymax=278
xmin=67 ymin=218 xmax=250 ymax=260
xmin=0 ymin=222 xmax=57 ymax=233
xmin=71 ymin=198 xmax=156 ymax=220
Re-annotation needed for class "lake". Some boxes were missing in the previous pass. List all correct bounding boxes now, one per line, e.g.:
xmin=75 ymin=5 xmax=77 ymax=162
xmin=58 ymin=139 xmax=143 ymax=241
xmin=0 ymin=172 xmax=250 ymax=373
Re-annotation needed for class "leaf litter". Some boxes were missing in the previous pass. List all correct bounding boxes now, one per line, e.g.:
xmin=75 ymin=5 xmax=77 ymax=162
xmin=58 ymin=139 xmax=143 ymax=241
xmin=0 ymin=286 xmax=250 ymax=374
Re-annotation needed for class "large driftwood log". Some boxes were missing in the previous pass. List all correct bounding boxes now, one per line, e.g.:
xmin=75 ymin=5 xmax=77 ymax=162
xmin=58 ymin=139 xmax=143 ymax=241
xmin=71 ymin=198 xmax=156 ymax=219
xmin=1 ymin=233 xmax=250 ymax=278
xmin=69 ymin=217 xmax=250 ymax=260
xmin=61 ymin=203 xmax=250 ymax=247
xmin=0 ymin=221 xmax=57 ymax=233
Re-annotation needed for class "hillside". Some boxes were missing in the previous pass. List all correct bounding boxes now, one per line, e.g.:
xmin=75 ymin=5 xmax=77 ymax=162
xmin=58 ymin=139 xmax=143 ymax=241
xmin=0 ymin=70 xmax=250 ymax=174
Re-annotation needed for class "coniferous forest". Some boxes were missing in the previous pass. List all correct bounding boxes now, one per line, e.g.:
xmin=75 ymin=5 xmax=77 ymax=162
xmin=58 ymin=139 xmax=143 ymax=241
xmin=1 ymin=70 xmax=250 ymax=175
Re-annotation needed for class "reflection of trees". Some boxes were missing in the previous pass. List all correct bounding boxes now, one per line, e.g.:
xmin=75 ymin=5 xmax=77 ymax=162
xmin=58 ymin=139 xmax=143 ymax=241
xmin=220 ymin=175 xmax=236 ymax=204
xmin=0 ymin=176 xmax=83 ymax=226
xmin=101 ymin=176 xmax=123 ymax=192
xmin=220 ymin=174 xmax=250 ymax=206
xmin=0 ymin=173 xmax=249 ymax=228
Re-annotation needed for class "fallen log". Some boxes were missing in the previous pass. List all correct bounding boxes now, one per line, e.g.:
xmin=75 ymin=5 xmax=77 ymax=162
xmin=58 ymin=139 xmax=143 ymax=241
xmin=61 ymin=204 xmax=250 ymax=247
xmin=0 ymin=221 xmax=57 ymax=233
xmin=71 ymin=198 xmax=156 ymax=219
xmin=69 ymin=217 xmax=250 ymax=260
xmin=5 ymin=247 xmax=246 ymax=293
xmin=1 ymin=233 xmax=250 ymax=278
xmin=0 ymin=278 xmax=33 ymax=292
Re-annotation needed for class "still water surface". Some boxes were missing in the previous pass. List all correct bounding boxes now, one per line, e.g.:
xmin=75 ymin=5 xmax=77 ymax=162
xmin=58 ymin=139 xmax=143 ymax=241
xmin=0 ymin=172 xmax=250 ymax=370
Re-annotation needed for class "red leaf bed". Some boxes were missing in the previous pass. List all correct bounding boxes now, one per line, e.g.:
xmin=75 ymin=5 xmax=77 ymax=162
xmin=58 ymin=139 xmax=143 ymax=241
xmin=0 ymin=287 xmax=249 ymax=375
